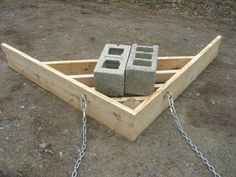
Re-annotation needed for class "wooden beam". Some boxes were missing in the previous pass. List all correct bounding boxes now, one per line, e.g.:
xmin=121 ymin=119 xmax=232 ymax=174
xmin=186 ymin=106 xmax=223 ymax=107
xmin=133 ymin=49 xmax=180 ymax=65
xmin=69 ymin=70 xmax=179 ymax=87
xmin=44 ymin=56 xmax=192 ymax=75
xmin=111 ymin=84 xmax=164 ymax=102
xmin=44 ymin=59 xmax=97 ymax=75
xmin=133 ymin=36 xmax=222 ymax=139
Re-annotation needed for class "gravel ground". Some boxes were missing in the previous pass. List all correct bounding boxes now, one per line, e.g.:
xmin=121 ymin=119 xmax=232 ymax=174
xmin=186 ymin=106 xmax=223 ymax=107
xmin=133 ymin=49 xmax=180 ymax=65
xmin=0 ymin=1 xmax=235 ymax=177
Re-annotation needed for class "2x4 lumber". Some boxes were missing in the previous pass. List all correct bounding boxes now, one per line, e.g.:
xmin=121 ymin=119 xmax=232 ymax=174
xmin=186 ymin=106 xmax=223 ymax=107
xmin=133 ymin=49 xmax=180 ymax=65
xmin=44 ymin=59 xmax=97 ymax=75
xmin=44 ymin=56 xmax=193 ymax=75
xmin=111 ymin=84 xmax=164 ymax=102
xmin=133 ymin=36 xmax=222 ymax=139
xmin=1 ymin=43 xmax=138 ymax=141
xmin=68 ymin=70 xmax=179 ymax=87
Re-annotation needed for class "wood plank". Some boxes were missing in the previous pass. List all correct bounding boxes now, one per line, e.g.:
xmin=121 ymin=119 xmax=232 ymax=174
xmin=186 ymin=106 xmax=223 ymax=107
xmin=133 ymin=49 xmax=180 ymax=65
xmin=44 ymin=56 xmax=192 ymax=75
xmin=1 ymin=43 xmax=138 ymax=141
xmin=69 ymin=70 xmax=179 ymax=87
xmin=111 ymin=84 xmax=164 ymax=102
xmin=113 ymin=96 xmax=147 ymax=102
xmin=133 ymin=36 xmax=222 ymax=139
xmin=45 ymin=59 xmax=97 ymax=75
xmin=157 ymin=56 xmax=193 ymax=70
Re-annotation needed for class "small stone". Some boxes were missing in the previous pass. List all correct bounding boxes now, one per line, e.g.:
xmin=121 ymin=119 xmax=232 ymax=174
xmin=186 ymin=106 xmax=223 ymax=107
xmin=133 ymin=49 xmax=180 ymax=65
xmin=45 ymin=149 xmax=53 ymax=154
xmin=38 ymin=126 xmax=42 ymax=131
xmin=187 ymin=27 xmax=191 ymax=30
xmin=6 ymin=137 xmax=9 ymax=140
xmin=190 ymin=34 xmax=198 ymax=38
xmin=59 ymin=151 xmax=63 ymax=157
xmin=39 ymin=143 xmax=47 ymax=149
xmin=226 ymin=76 xmax=230 ymax=80
xmin=211 ymin=100 xmax=216 ymax=105
xmin=20 ymin=105 xmax=25 ymax=109
xmin=23 ymin=83 xmax=27 ymax=86
xmin=196 ymin=92 xmax=200 ymax=96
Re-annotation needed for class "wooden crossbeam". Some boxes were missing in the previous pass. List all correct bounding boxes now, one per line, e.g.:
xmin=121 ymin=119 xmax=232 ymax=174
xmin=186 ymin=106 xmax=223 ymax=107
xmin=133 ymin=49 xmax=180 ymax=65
xmin=68 ymin=70 xmax=179 ymax=87
xmin=44 ymin=56 xmax=193 ymax=75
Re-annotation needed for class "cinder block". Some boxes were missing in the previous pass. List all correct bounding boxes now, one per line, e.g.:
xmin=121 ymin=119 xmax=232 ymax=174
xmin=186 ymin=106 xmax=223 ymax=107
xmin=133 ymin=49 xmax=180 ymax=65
xmin=125 ymin=44 xmax=158 ymax=96
xmin=94 ymin=44 xmax=131 ymax=96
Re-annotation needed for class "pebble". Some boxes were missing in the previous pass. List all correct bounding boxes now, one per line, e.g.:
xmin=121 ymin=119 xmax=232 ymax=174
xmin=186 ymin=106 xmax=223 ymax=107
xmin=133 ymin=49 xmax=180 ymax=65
xmin=20 ymin=105 xmax=25 ymax=109
xmin=39 ymin=143 xmax=47 ymax=149
xmin=190 ymin=34 xmax=198 ymax=38
xmin=59 ymin=151 xmax=63 ymax=157
xmin=196 ymin=92 xmax=200 ymax=96
xmin=211 ymin=100 xmax=216 ymax=105
xmin=45 ymin=149 xmax=54 ymax=154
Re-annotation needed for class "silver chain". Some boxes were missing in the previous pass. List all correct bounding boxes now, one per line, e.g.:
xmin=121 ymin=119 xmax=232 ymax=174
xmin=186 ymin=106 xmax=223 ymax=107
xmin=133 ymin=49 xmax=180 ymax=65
xmin=71 ymin=95 xmax=88 ymax=177
xmin=166 ymin=92 xmax=221 ymax=177
xmin=70 ymin=92 xmax=221 ymax=177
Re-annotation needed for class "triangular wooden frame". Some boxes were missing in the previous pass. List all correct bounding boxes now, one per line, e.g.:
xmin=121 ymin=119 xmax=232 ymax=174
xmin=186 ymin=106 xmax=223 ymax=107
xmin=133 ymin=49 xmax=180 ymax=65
xmin=1 ymin=35 xmax=222 ymax=141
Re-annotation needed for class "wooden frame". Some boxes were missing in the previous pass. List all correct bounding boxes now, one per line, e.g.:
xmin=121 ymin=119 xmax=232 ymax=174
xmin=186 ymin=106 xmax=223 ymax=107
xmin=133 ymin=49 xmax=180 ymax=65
xmin=1 ymin=35 xmax=222 ymax=141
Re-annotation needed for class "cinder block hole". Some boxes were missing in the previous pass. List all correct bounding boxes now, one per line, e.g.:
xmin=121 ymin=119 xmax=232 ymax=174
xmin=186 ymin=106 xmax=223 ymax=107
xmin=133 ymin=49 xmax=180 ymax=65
xmin=135 ymin=53 xmax=152 ymax=59
xmin=136 ymin=47 xmax=153 ymax=53
xmin=108 ymin=48 xmax=124 ymax=55
xmin=103 ymin=60 xmax=120 ymax=69
xmin=133 ymin=60 xmax=151 ymax=67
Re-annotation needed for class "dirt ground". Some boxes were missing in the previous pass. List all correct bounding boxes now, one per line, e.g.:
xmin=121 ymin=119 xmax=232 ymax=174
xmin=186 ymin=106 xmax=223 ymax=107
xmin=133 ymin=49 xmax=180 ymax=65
xmin=0 ymin=1 xmax=236 ymax=177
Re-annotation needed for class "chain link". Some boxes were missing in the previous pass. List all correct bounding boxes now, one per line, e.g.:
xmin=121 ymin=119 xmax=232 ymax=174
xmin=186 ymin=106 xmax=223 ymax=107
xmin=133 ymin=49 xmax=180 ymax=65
xmin=166 ymin=91 xmax=221 ymax=177
xmin=71 ymin=95 xmax=88 ymax=177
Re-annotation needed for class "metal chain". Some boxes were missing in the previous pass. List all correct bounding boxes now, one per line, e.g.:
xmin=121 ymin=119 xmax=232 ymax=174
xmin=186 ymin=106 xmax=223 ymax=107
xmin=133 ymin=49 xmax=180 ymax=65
xmin=71 ymin=95 xmax=88 ymax=177
xmin=166 ymin=92 xmax=221 ymax=177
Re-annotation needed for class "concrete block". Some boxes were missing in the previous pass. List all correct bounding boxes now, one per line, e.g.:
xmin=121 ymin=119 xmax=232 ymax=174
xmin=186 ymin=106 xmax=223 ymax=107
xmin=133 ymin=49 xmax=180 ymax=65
xmin=94 ymin=44 xmax=131 ymax=96
xmin=125 ymin=44 xmax=158 ymax=96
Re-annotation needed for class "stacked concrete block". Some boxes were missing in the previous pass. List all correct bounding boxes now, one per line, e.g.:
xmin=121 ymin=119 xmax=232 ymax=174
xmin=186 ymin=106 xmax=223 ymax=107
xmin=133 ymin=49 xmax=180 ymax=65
xmin=125 ymin=44 xmax=158 ymax=96
xmin=94 ymin=44 xmax=131 ymax=97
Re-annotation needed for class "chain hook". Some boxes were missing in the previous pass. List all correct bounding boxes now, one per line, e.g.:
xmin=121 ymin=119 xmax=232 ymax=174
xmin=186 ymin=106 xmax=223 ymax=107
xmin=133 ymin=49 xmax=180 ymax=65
xmin=80 ymin=95 xmax=87 ymax=111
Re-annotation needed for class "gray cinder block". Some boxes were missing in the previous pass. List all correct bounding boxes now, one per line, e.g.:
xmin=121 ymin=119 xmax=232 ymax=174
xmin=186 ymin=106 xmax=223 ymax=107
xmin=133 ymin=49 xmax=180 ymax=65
xmin=94 ymin=44 xmax=131 ymax=96
xmin=125 ymin=44 xmax=158 ymax=96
